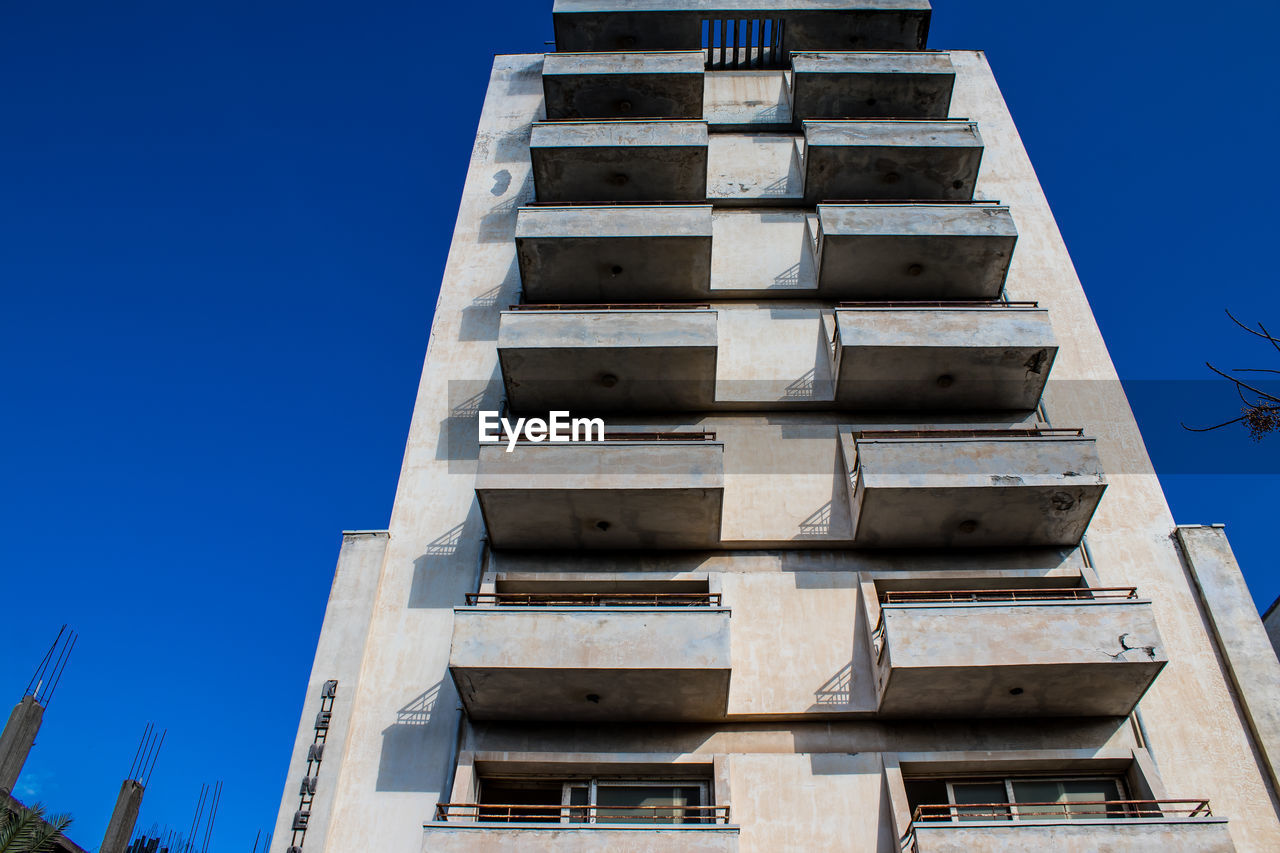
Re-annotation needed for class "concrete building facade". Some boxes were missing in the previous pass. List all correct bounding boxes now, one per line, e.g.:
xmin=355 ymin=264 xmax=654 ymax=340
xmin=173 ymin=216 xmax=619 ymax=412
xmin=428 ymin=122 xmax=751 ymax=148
xmin=271 ymin=3 xmax=1280 ymax=851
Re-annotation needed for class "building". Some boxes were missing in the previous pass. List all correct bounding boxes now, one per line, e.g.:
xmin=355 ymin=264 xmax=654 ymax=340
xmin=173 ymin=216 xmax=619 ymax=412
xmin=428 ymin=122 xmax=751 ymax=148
xmin=1264 ymin=595 xmax=1280 ymax=661
xmin=270 ymin=2 xmax=1280 ymax=850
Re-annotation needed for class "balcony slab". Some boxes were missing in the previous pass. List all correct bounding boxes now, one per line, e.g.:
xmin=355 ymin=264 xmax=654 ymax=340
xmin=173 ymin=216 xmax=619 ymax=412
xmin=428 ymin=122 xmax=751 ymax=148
xmin=791 ymin=51 xmax=954 ymax=119
xmin=543 ymin=51 xmax=705 ymax=120
xmin=876 ymin=599 xmax=1167 ymax=717
xmin=833 ymin=307 xmax=1056 ymax=411
xmin=516 ymin=205 xmax=713 ymax=302
xmin=531 ymin=121 xmax=709 ymax=203
xmin=498 ymin=309 xmax=717 ymax=411
xmin=803 ymin=120 xmax=982 ymax=203
xmin=817 ymin=204 xmax=1016 ymax=299
xmin=847 ymin=431 xmax=1107 ymax=547
xmin=423 ymin=824 xmax=740 ymax=853
xmin=910 ymin=818 xmax=1234 ymax=853
xmin=450 ymin=607 xmax=731 ymax=721
xmin=476 ymin=441 xmax=724 ymax=548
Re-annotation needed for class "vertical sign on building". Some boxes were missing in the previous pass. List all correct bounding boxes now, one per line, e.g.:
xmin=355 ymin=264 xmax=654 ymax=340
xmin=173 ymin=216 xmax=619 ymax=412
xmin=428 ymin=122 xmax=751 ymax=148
xmin=287 ymin=679 xmax=337 ymax=853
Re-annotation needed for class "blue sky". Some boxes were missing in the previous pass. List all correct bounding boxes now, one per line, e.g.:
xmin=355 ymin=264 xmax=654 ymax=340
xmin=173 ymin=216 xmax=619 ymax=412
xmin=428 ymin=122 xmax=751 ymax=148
xmin=2 ymin=0 xmax=1278 ymax=848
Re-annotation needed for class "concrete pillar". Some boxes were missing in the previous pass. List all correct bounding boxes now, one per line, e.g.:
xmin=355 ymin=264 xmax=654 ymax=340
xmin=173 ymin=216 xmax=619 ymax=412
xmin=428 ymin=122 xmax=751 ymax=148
xmin=0 ymin=695 xmax=44 ymax=794
xmin=100 ymin=779 xmax=145 ymax=853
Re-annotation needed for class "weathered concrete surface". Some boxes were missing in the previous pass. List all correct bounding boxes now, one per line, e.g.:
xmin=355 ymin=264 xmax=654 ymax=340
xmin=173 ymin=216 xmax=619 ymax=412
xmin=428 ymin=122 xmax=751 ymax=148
xmin=552 ymin=1 xmax=931 ymax=54
xmin=791 ymin=51 xmax=954 ymax=119
xmin=1177 ymin=525 xmax=1280 ymax=800
xmin=1265 ymin=596 xmax=1280 ymax=660
xmin=422 ymin=824 xmax=740 ymax=853
xmin=475 ymin=442 xmax=724 ymax=548
xmin=531 ymin=120 xmax=708 ymax=202
xmin=803 ymin=120 xmax=982 ymax=203
xmin=708 ymin=210 xmax=818 ymax=295
xmin=269 ymin=531 xmax=387 ymax=853
xmin=847 ymin=432 xmax=1106 ymax=548
xmin=543 ymin=51 xmax=705 ymax=120
xmin=100 ymin=780 xmax=144 ymax=853
xmin=703 ymin=71 xmax=791 ymax=129
xmin=498 ymin=308 xmax=718 ymax=411
xmin=817 ymin=203 xmax=1016 ymax=299
xmin=910 ymin=818 xmax=1235 ymax=853
xmin=516 ymin=205 xmax=713 ymax=302
xmin=833 ymin=306 xmax=1056 ymax=411
xmin=0 ymin=696 xmax=42 ymax=795
xmin=706 ymin=134 xmax=804 ymax=204
xmin=876 ymin=600 xmax=1167 ymax=717
xmin=450 ymin=607 xmax=731 ymax=720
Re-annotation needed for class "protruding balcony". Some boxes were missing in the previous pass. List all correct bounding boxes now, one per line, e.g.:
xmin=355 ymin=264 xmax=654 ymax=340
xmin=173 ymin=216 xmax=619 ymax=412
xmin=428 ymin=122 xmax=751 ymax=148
xmin=791 ymin=51 xmax=955 ymax=119
xmin=803 ymin=121 xmax=983 ymax=203
xmin=909 ymin=799 xmax=1231 ymax=853
xmin=449 ymin=594 xmax=731 ymax=721
xmin=846 ymin=429 xmax=1107 ymax=548
xmin=832 ymin=303 xmax=1056 ymax=411
xmin=816 ymin=204 xmax=1017 ymax=299
xmin=530 ymin=121 xmax=709 ymax=203
xmin=426 ymin=815 xmax=738 ymax=851
xmin=498 ymin=306 xmax=717 ymax=411
xmin=543 ymin=51 xmax=705 ymax=120
xmin=874 ymin=588 xmax=1167 ymax=717
xmin=475 ymin=434 xmax=724 ymax=549
xmin=552 ymin=1 xmax=931 ymax=54
xmin=516 ymin=205 xmax=713 ymax=302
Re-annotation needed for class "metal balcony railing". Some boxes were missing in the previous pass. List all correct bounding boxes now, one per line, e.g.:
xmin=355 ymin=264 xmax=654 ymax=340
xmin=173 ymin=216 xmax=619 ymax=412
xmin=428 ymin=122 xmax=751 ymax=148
xmin=434 ymin=802 xmax=732 ymax=824
xmin=508 ymin=303 xmax=712 ymax=311
xmin=855 ymin=427 xmax=1085 ymax=441
xmin=465 ymin=592 xmax=721 ymax=607
xmin=910 ymin=799 xmax=1213 ymax=823
xmin=879 ymin=588 xmax=1139 ymax=605
xmin=836 ymin=300 xmax=1039 ymax=309
xmin=513 ymin=431 xmax=717 ymax=444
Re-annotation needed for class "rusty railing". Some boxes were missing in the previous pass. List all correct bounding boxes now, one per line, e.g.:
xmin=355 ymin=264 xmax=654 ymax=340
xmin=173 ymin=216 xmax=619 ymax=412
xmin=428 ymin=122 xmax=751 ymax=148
xmin=515 ymin=431 xmax=717 ymax=444
xmin=836 ymin=300 xmax=1039 ymax=309
xmin=911 ymin=799 xmax=1213 ymax=823
xmin=508 ymin=303 xmax=711 ymax=311
xmin=855 ymin=427 xmax=1084 ymax=440
xmin=465 ymin=592 xmax=721 ymax=607
xmin=880 ymin=588 xmax=1139 ymax=605
xmin=434 ymin=802 xmax=731 ymax=824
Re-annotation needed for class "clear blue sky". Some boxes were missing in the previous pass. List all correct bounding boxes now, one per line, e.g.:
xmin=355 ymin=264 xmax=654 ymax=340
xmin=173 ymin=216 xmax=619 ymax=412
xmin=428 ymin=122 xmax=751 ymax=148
xmin=2 ymin=1 xmax=1277 ymax=849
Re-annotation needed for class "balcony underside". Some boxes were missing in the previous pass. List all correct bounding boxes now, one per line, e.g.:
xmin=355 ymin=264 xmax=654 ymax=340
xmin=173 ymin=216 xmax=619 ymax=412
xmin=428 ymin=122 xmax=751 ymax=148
xmin=543 ymin=51 xmax=705 ymax=120
xmin=910 ymin=819 xmax=1234 ymax=853
xmin=803 ymin=121 xmax=983 ymax=203
xmin=531 ymin=121 xmax=709 ymax=203
xmin=423 ymin=824 xmax=741 ymax=853
xmin=877 ymin=600 xmax=1167 ymax=717
xmin=475 ymin=443 xmax=725 ymax=549
xmin=834 ymin=308 xmax=1056 ymax=411
xmin=817 ymin=204 xmax=1016 ymax=299
xmin=848 ymin=435 xmax=1107 ymax=548
xmin=516 ymin=205 xmax=713 ymax=302
xmin=552 ymin=2 xmax=931 ymax=54
xmin=791 ymin=51 xmax=955 ymax=119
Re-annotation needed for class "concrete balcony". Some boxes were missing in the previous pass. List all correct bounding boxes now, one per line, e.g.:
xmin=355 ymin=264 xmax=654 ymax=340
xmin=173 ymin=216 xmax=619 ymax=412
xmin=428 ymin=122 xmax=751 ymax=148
xmin=498 ymin=307 xmax=717 ymax=411
xmin=832 ymin=304 xmax=1056 ymax=411
xmin=449 ymin=605 xmax=731 ymax=721
xmin=475 ymin=438 xmax=724 ymax=549
xmin=816 ymin=204 xmax=1017 ymax=299
xmin=909 ymin=809 xmax=1232 ymax=853
xmin=791 ymin=51 xmax=955 ymax=119
xmin=874 ymin=589 xmax=1167 ymax=717
xmin=530 ymin=121 xmax=709 ymax=203
xmin=847 ymin=429 xmax=1107 ymax=548
xmin=423 ymin=823 xmax=740 ymax=852
xmin=803 ymin=121 xmax=983 ymax=203
xmin=516 ymin=205 xmax=713 ymax=302
xmin=552 ymin=1 xmax=930 ymax=54
xmin=543 ymin=52 xmax=705 ymax=120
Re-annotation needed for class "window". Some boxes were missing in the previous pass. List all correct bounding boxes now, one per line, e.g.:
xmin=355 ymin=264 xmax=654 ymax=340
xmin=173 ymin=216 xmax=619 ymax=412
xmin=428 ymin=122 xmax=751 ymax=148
xmin=906 ymin=776 xmax=1127 ymax=823
xmin=477 ymin=777 xmax=714 ymax=824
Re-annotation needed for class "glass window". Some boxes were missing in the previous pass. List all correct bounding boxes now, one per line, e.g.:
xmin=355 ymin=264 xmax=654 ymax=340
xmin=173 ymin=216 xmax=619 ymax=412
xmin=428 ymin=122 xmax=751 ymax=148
xmin=950 ymin=782 xmax=1011 ymax=821
xmin=905 ymin=775 xmax=1126 ymax=823
xmin=1011 ymin=779 xmax=1124 ymax=820
xmin=596 ymin=784 xmax=704 ymax=824
xmin=477 ymin=777 xmax=711 ymax=824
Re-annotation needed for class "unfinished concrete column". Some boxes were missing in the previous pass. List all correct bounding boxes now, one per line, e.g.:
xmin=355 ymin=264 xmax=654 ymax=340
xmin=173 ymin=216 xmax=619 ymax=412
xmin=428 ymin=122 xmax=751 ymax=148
xmin=0 ymin=696 xmax=44 ymax=794
xmin=100 ymin=779 xmax=145 ymax=853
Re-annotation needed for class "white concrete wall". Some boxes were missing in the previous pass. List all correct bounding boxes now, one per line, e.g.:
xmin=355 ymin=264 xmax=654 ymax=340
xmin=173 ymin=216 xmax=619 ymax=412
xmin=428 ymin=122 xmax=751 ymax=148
xmin=281 ymin=47 xmax=1280 ymax=853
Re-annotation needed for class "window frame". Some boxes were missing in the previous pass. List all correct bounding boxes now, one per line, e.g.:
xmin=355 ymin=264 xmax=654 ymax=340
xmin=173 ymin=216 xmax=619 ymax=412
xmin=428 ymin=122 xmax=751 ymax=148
xmin=917 ymin=775 xmax=1128 ymax=823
